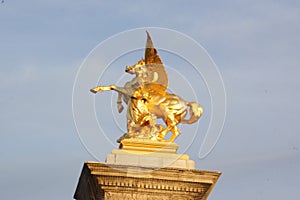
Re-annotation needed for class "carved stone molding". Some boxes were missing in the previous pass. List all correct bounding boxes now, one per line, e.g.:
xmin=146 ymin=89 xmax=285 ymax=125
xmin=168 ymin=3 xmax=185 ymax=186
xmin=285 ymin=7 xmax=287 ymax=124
xmin=74 ymin=162 xmax=221 ymax=200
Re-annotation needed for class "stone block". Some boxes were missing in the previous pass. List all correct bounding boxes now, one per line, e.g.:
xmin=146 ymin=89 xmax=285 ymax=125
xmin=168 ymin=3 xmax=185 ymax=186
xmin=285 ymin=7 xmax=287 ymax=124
xmin=74 ymin=162 xmax=221 ymax=200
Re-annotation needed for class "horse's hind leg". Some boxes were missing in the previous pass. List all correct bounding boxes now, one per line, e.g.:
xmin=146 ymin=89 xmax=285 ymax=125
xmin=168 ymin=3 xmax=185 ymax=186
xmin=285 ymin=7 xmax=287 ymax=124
xmin=157 ymin=120 xmax=172 ymax=141
xmin=168 ymin=126 xmax=181 ymax=142
xmin=158 ymin=116 xmax=180 ymax=142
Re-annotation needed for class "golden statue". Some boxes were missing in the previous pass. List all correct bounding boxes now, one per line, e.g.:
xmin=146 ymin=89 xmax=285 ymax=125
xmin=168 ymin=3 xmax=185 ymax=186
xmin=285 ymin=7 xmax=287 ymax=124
xmin=90 ymin=31 xmax=203 ymax=143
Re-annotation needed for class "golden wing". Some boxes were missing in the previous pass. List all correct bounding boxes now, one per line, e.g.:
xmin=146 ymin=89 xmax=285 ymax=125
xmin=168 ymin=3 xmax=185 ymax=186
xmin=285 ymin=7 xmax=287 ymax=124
xmin=143 ymin=31 xmax=168 ymax=96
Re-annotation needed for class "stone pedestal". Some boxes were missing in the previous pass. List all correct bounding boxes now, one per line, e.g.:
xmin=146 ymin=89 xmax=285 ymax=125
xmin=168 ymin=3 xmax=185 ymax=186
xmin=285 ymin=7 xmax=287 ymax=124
xmin=74 ymin=162 xmax=221 ymax=200
xmin=74 ymin=139 xmax=221 ymax=200
xmin=106 ymin=139 xmax=195 ymax=169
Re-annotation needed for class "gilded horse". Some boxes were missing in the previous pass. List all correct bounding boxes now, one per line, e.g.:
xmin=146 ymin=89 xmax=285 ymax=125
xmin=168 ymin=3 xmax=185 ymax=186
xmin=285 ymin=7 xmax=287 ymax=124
xmin=91 ymin=59 xmax=203 ymax=142
xmin=90 ymin=31 xmax=203 ymax=142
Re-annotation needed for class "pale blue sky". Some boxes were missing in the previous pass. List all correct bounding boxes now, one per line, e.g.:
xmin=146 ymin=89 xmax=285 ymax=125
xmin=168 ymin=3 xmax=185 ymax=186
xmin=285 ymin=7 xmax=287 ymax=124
xmin=1 ymin=1 xmax=300 ymax=199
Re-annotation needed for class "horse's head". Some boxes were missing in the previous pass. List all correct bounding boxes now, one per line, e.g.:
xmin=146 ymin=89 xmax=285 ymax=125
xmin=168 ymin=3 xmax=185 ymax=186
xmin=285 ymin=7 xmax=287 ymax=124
xmin=125 ymin=59 xmax=146 ymax=76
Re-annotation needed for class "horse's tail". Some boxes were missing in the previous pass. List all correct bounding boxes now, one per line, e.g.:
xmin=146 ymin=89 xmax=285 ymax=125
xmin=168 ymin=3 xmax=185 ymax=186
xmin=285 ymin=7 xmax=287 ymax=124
xmin=181 ymin=102 xmax=203 ymax=124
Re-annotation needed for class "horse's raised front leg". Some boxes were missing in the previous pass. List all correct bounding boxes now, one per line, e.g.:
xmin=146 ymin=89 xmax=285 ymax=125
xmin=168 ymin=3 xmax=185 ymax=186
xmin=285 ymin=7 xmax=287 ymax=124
xmin=90 ymin=85 xmax=130 ymax=113
xmin=90 ymin=85 xmax=114 ymax=93
xmin=90 ymin=85 xmax=129 ymax=94
xmin=109 ymin=86 xmax=129 ymax=96
xmin=117 ymin=93 xmax=124 ymax=113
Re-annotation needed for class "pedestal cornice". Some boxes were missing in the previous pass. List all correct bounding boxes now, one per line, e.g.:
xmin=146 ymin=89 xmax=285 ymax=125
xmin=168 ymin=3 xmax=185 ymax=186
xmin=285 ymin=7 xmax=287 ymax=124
xmin=74 ymin=162 xmax=221 ymax=200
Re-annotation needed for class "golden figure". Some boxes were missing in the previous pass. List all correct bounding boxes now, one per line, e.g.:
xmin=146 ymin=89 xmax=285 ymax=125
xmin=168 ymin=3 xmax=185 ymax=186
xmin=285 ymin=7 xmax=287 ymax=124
xmin=90 ymin=31 xmax=203 ymax=142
